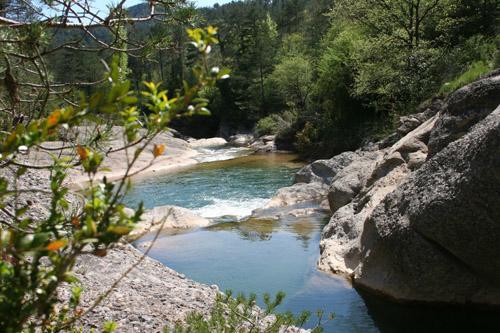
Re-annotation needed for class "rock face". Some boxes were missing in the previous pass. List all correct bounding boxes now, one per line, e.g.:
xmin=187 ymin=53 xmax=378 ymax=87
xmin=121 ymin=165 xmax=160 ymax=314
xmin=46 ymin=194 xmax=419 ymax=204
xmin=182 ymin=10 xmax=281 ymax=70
xmin=355 ymin=107 xmax=500 ymax=304
xmin=427 ymin=72 xmax=500 ymax=156
xmin=327 ymin=151 xmax=381 ymax=212
xmin=309 ymin=72 xmax=500 ymax=305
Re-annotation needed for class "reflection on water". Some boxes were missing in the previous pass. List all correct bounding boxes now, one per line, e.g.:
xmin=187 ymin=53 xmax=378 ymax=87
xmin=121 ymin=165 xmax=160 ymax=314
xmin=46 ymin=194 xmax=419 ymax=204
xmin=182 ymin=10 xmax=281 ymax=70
xmin=206 ymin=215 xmax=324 ymax=248
xmin=207 ymin=218 xmax=279 ymax=241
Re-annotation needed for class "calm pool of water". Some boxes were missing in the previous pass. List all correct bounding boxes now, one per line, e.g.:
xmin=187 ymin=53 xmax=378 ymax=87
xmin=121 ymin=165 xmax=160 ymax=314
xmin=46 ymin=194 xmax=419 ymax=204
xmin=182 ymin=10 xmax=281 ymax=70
xmin=126 ymin=152 xmax=499 ymax=332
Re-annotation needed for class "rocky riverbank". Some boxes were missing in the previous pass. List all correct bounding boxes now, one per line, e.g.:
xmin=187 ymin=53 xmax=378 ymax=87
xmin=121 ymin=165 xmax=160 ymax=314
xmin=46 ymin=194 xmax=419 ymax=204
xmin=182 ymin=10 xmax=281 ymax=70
xmin=289 ymin=71 xmax=500 ymax=306
xmin=66 ymin=243 xmax=219 ymax=331
xmin=10 ymin=128 xmax=312 ymax=332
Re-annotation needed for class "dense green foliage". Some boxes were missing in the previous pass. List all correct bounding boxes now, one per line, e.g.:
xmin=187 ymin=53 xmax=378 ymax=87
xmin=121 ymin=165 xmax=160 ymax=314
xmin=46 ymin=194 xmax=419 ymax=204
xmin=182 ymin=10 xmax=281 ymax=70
xmin=196 ymin=0 xmax=499 ymax=157
xmin=40 ymin=0 xmax=499 ymax=157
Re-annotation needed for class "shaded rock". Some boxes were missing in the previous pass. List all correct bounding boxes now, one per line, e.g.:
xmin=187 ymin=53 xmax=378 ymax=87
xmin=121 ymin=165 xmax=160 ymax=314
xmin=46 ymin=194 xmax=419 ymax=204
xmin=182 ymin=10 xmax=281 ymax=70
xmin=397 ymin=98 xmax=443 ymax=136
xmin=250 ymin=135 xmax=276 ymax=152
xmin=377 ymin=133 xmax=400 ymax=149
xmin=406 ymin=151 xmax=427 ymax=170
xmin=320 ymin=162 xmax=410 ymax=276
xmin=397 ymin=116 xmax=422 ymax=136
xmin=319 ymin=114 xmax=437 ymax=278
xmin=319 ymin=203 xmax=364 ymax=275
xmin=319 ymin=107 xmax=440 ymax=282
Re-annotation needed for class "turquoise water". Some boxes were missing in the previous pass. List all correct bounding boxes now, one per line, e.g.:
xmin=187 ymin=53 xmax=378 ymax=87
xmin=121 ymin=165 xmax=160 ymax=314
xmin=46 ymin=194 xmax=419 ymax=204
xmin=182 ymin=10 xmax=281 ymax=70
xmin=126 ymin=152 xmax=499 ymax=332
xmin=124 ymin=154 xmax=304 ymax=219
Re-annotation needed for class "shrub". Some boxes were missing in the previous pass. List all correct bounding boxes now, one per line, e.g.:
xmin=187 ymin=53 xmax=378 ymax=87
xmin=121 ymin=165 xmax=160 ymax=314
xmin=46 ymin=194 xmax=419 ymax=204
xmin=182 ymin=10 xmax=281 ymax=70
xmin=255 ymin=111 xmax=297 ymax=138
xmin=168 ymin=291 xmax=333 ymax=333
xmin=295 ymin=122 xmax=320 ymax=156
xmin=255 ymin=115 xmax=280 ymax=136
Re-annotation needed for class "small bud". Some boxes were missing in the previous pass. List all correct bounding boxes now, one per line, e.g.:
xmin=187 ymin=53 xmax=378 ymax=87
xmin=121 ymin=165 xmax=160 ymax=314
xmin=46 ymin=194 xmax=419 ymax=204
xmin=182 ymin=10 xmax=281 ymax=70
xmin=211 ymin=67 xmax=220 ymax=75
xmin=187 ymin=105 xmax=195 ymax=112
xmin=204 ymin=45 xmax=212 ymax=54
xmin=220 ymin=74 xmax=230 ymax=80
xmin=18 ymin=145 xmax=28 ymax=154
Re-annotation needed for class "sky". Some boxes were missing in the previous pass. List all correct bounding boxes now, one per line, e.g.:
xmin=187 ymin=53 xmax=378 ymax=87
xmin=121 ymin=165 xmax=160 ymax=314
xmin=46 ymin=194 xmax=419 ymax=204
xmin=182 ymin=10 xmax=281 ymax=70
xmin=90 ymin=0 xmax=233 ymax=12
xmin=41 ymin=0 xmax=233 ymax=22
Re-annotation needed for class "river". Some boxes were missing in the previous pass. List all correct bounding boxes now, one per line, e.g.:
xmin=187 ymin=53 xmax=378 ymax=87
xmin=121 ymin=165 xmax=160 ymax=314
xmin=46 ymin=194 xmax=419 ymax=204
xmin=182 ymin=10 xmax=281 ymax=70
xmin=124 ymin=149 xmax=498 ymax=332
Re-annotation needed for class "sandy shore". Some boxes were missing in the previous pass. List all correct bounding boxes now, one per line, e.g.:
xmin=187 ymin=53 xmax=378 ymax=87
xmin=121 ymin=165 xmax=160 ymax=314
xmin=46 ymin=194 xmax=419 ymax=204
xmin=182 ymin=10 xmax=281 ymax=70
xmin=66 ymin=128 xmax=204 ymax=190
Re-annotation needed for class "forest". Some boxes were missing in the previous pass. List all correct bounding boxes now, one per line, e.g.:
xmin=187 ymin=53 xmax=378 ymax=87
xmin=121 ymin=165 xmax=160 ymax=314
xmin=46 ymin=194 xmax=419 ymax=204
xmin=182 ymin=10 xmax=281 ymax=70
xmin=49 ymin=0 xmax=499 ymax=157
xmin=0 ymin=0 xmax=499 ymax=332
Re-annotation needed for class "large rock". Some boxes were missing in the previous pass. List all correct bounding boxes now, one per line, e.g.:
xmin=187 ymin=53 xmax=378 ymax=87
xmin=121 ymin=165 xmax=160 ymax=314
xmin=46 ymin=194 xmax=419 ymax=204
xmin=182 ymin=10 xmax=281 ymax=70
xmin=355 ymin=107 xmax=500 ymax=304
xmin=252 ymin=182 xmax=330 ymax=220
xmin=318 ymin=72 xmax=500 ymax=305
xmin=319 ymin=161 xmax=410 ymax=276
xmin=250 ymin=135 xmax=277 ymax=152
xmin=66 ymin=244 xmax=218 ymax=331
xmin=319 ymin=113 xmax=437 ymax=276
xmin=265 ymin=182 xmax=329 ymax=208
